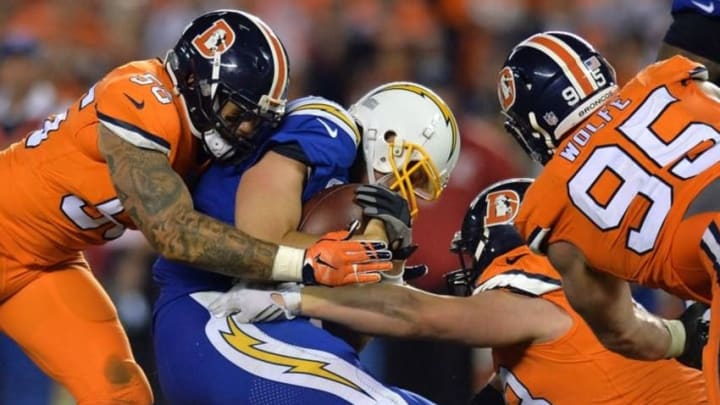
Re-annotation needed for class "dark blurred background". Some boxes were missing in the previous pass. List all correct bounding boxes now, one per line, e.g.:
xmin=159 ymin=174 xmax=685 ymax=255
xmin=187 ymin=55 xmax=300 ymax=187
xmin=0 ymin=1 xmax=682 ymax=404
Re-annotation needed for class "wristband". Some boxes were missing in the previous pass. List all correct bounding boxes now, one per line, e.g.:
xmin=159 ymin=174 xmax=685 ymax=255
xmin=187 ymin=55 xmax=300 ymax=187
xmin=278 ymin=290 xmax=302 ymax=316
xmin=380 ymin=271 xmax=405 ymax=285
xmin=661 ymin=319 xmax=687 ymax=358
xmin=271 ymin=245 xmax=305 ymax=281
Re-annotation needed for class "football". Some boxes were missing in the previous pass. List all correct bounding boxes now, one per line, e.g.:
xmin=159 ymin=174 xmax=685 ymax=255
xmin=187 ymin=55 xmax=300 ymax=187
xmin=299 ymin=182 xmax=372 ymax=352
xmin=299 ymin=183 xmax=365 ymax=235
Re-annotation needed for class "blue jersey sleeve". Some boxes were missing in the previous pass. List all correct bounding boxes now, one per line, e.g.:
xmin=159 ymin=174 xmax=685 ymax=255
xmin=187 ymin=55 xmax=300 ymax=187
xmin=672 ymin=0 xmax=719 ymax=16
xmin=267 ymin=96 xmax=360 ymax=201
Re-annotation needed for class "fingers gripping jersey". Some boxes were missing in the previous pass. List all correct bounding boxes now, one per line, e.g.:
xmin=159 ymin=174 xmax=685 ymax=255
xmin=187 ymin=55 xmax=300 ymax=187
xmin=475 ymin=246 xmax=706 ymax=404
xmin=516 ymin=56 xmax=720 ymax=298
xmin=0 ymin=59 xmax=198 ymax=266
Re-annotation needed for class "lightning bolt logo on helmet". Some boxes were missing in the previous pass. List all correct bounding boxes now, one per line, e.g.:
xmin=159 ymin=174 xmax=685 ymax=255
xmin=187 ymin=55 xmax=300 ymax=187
xmin=498 ymin=67 xmax=516 ymax=111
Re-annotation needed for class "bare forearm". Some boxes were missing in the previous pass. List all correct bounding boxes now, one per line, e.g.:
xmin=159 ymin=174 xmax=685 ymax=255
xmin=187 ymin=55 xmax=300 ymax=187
xmin=151 ymin=210 xmax=278 ymax=279
xmin=100 ymin=129 xmax=278 ymax=279
xmin=549 ymin=241 xmax=671 ymax=360
xmin=588 ymin=306 xmax=670 ymax=360
xmin=301 ymin=284 xmax=428 ymax=338
xmin=566 ymin=280 xmax=671 ymax=360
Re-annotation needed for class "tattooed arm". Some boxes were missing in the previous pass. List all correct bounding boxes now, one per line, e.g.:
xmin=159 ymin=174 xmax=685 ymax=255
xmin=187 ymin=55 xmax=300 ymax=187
xmin=97 ymin=125 xmax=277 ymax=280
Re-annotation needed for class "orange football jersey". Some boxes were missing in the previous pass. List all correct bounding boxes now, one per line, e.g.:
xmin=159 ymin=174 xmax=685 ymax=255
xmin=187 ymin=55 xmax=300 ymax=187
xmin=516 ymin=56 xmax=720 ymax=301
xmin=475 ymin=246 xmax=706 ymax=404
xmin=0 ymin=59 xmax=199 ymax=267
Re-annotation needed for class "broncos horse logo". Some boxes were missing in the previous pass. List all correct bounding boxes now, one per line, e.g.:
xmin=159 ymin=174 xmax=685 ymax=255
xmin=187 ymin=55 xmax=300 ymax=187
xmin=485 ymin=189 xmax=521 ymax=227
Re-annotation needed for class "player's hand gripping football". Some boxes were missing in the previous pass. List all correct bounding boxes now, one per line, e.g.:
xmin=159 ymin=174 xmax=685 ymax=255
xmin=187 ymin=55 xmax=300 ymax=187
xmin=302 ymin=224 xmax=393 ymax=286
xmin=676 ymin=301 xmax=710 ymax=370
xmin=354 ymin=184 xmax=417 ymax=260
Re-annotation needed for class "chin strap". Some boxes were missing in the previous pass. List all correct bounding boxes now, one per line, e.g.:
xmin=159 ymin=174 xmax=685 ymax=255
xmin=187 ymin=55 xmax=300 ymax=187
xmin=202 ymin=130 xmax=235 ymax=161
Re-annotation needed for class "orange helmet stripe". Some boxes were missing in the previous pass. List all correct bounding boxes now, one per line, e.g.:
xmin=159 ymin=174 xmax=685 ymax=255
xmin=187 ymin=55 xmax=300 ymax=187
xmin=524 ymin=34 xmax=596 ymax=97
xmin=253 ymin=18 xmax=288 ymax=101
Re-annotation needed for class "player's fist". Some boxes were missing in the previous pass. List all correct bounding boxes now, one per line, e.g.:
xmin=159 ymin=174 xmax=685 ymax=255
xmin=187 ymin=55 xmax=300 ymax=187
xmin=302 ymin=231 xmax=392 ymax=286
xmin=677 ymin=302 xmax=710 ymax=370
xmin=355 ymin=184 xmax=417 ymax=260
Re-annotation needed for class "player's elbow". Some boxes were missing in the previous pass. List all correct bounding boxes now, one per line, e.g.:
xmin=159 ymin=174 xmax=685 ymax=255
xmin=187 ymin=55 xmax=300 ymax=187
xmin=143 ymin=229 xmax=177 ymax=260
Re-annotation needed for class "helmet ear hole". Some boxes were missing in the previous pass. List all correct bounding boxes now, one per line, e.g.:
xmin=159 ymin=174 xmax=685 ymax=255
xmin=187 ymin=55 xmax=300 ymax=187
xmin=384 ymin=131 xmax=397 ymax=143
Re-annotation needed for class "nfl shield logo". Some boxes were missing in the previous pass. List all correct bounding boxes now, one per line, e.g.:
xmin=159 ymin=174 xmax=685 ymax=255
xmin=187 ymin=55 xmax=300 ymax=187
xmin=543 ymin=111 xmax=559 ymax=127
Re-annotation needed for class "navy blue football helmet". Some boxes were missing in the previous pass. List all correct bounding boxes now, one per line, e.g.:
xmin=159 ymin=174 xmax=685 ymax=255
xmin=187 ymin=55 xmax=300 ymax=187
xmin=445 ymin=178 xmax=533 ymax=297
xmin=498 ymin=31 xmax=617 ymax=165
xmin=166 ymin=9 xmax=290 ymax=161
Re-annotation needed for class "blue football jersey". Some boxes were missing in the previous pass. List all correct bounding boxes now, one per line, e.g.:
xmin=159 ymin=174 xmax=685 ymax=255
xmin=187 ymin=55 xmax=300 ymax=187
xmin=151 ymin=96 xmax=433 ymax=404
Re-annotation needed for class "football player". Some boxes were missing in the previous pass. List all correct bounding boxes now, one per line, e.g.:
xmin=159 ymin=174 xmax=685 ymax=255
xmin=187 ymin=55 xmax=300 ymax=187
xmin=0 ymin=9 xmax=390 ymax=404
xmin=497 ymin=31 xmax=720 ymax=402
xmin=206 ymin=178 xmax=708 ymax=404
xmin=658 ymin=0 xmax=720 ymax=83
xmin=151 ymin=81 xmax=460 ymax=404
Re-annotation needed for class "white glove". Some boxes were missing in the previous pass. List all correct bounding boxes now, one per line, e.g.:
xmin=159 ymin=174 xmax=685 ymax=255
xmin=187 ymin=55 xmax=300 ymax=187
xmin=207 ymin=282 xmax=302 ymax=323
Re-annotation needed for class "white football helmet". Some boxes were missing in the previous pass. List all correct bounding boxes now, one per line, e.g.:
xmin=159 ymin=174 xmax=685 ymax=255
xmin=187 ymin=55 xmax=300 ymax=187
xmin=349 ymin=82 xmax=461 ymax=217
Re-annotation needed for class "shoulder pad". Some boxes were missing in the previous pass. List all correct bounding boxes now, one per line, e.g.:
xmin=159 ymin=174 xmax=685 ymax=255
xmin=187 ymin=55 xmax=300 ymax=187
xmin=286 ymin=96 xmax=360 ymax=146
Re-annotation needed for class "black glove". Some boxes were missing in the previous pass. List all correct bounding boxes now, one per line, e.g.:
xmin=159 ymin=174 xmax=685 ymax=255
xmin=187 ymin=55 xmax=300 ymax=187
xmin=469 ymin=384 xmax=504 ymax=405
xmin=355 ymin=184 xmax=417 ymax=260
xmin=677 ymin=301 xmax=710 ymax=370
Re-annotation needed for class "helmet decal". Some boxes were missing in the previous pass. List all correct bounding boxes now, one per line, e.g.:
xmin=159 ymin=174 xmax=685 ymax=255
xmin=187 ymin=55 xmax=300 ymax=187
xmin=497 ymin=66 xmax=516 ymax=111
xmin=191 ymin=19 xmax=236 ymax=58
xmin=484 ymin=189 xmax=521 ymax=227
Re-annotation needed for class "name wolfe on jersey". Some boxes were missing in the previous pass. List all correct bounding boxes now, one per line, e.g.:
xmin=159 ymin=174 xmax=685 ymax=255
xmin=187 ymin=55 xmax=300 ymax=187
xmin=559 ymin=96 xmax=632 ymax=162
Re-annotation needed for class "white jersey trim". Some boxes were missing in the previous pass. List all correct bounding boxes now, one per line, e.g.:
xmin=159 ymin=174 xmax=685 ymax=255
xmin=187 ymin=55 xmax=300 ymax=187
xmin=100 ymin=120 xmax=170 ymax=155
xmin=475 ymin=270 xmax=561 ymax=297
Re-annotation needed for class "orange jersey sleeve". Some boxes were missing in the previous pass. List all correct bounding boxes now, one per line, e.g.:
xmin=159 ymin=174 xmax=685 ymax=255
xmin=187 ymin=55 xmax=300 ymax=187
xmin=516 ymin=56 xmax=720 ymax=297
xmin=475 ymin=246 xmax=706 ymax=404
xmin=0 ymin=59 xmax=199 ymax=266
xmin=95 ymin=60 xmax=186 ymax=158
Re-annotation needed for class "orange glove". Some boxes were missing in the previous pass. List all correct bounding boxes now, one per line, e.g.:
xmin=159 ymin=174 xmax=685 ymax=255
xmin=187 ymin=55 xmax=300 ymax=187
xmin=302 ymin=231 xmax=392 ymax=286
